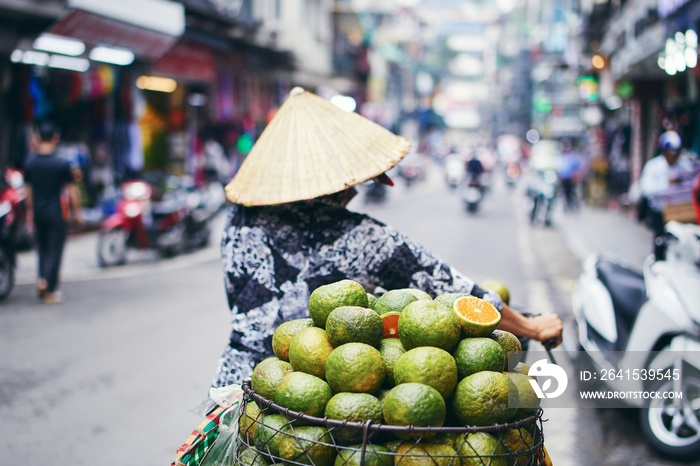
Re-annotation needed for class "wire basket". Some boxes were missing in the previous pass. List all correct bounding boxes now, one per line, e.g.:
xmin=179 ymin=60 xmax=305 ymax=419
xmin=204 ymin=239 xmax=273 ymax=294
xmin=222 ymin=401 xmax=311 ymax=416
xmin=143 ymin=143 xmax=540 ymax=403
xmin=237 ymin=380 xmax=547 ymax=466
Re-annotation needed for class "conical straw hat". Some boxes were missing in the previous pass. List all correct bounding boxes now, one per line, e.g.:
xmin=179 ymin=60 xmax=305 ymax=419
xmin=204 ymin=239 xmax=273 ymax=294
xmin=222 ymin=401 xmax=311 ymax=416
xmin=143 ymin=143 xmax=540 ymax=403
xmin=225 ymin=88 xmax=411 ymax=206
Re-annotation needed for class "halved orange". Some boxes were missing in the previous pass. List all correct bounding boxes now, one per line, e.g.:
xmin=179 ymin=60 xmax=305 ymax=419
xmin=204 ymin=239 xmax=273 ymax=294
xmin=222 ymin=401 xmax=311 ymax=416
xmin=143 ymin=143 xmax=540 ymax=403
xmin=452 ymin=296 xmax=501 ymax=337
xmin=381 ymin=312 xmax=401 ymax=338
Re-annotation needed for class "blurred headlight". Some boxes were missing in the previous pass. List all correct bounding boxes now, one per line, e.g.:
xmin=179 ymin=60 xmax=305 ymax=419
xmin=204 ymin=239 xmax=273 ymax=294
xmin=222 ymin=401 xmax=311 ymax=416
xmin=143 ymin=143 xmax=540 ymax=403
xmin=124 ymin=203 xmax=142 ymax=218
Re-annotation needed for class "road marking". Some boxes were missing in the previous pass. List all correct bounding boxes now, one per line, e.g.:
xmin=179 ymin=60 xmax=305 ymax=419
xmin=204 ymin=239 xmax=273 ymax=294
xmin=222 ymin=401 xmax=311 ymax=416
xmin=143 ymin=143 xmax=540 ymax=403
xmin=512 ymin=192 xmax=556 ymax=315
xmin=527 ymin=279 xmax=555 ymax=315
xmin=15 ymin=214 xmax=228 ymax=285
xmin=15 ymin=245 xmax=221 ymax=285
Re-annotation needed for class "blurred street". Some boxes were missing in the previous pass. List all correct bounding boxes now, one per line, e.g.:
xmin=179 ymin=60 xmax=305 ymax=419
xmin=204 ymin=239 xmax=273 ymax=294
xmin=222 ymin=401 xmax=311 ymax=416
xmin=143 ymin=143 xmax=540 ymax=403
xmin=2 ymin=0 xmax=700 ymax=465
xmin=0 ymin=165 xmax=696 ymax=466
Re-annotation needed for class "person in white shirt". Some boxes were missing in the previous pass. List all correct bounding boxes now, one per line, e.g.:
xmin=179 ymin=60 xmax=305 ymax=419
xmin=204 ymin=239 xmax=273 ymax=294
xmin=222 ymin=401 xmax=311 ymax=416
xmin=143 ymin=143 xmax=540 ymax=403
xmin=639 ymin=130 xmax=695 ymax=258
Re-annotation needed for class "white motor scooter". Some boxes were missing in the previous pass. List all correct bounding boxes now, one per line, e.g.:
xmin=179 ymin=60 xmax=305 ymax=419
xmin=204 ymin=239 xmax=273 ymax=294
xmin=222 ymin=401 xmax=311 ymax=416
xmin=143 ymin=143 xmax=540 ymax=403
xmin=444 ymin=154 xmax=466 ymax=190
xmin=572 ymin=221 xmax=700 ymax=458
xmin=462 ymin=175 xmax=484 ymax=214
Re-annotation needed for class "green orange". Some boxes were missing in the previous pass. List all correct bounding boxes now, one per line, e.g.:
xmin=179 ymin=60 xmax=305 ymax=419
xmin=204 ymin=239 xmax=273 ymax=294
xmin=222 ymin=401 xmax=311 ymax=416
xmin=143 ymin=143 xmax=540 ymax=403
xmin=288 ymin=327 xmax=334 ymax=379
xmin=452 ymin=371 xmax=516 ymax=426
xmin=374 ymin=289 xmax=417 ymax=315
xmin=433 ymin=293 xmax=470 ymax=308
xmin=334 ymin=444 xmax=392 ymax=466
xmin=325 ymin=343 xmax=385 ymax=393
xmin=238 ymin=447 xmax=269 ymax=466
xmin=394 ymin=442 xmax=457 ymax=466
xmin=499 ymin=427 xmax=535 ymax=466
xmin=324 ymin=392 xmax=383 ymax=445
xmin=398 ymin=300 xmax=461 ymax=351
xmin=507 ymin=372 xmax=541 ymax=420
xmin=379 ymin=338 xmax=406 ymax=387
xmin=453 ymin=432 xmax=508 ymax=466
xmin=277 ymin=425 xmax=335 ymax=466
xmin=325 ymin=306 xmax=383 ymax=348
xmin=251 ymin=357 xmax=293 ymax=400
xmin=309 ymin=280 xmax=369 ymax=327
xmin=398 ymin=288 xmax=432 ymax=300
xmin=273 ymin=372 xmax=332 ymax=418
xmin=272 ymin=318 xmax=314 ymax=361
xmin=367 ymin=293 xmax=379 ymax=310
xmin=511 ymin=362 xmax=531 ymax=376
xmin=393 ymin=347 xmax=458 ymax=399
xmin=383 ymin=383 xmax=446 ymax=435
xmin=239 ymin=400 xmax=262 ymax=443
xmin=253 ymin=413 xmax=289 ymax=458
xmin=478 ymin=280 xmax=511 ymax=306
xmin=451 ymin=338 xmax=505 ymax=379
xmin=489 ymin=329 xmax=523 ymax=368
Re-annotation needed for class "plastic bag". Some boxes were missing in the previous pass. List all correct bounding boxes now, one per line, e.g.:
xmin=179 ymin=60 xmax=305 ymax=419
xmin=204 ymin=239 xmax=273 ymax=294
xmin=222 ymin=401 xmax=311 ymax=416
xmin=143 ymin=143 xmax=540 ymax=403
xmin=199 ymin=404 xmax=241 ymax=466
xmin=190 ymin=384 xmax=244 ymax=417
xmin=182 ymin=384 xmax=243 ymax=466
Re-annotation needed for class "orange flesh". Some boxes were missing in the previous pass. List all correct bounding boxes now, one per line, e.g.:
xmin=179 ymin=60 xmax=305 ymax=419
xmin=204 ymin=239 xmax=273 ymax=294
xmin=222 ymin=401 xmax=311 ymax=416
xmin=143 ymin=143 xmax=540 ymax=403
xmin=453 ymin=296 xmax=500 ymax=323
xmin=381 ymin=313 xmax=400 ymax=338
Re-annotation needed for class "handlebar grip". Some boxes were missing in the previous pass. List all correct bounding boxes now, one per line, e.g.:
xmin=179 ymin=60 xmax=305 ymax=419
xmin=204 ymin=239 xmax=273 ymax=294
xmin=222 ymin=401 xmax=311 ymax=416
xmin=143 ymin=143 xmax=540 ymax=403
xmin=543 ymin=338 xmax=558 ymax=350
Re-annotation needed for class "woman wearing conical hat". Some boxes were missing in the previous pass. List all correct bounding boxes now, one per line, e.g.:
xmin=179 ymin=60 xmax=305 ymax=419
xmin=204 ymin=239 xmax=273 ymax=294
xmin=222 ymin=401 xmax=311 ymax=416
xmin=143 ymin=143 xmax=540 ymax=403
xmin=213 ymin=88 xmax=563 ymax=388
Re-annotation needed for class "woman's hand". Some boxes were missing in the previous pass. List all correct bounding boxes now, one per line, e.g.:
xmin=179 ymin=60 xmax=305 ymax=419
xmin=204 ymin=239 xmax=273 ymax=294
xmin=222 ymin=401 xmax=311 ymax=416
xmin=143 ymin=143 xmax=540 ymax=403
xmin=529 ymin=313 xmax=563 ymax=348
xmin=497 ymin=304 xmax=563 ymax=348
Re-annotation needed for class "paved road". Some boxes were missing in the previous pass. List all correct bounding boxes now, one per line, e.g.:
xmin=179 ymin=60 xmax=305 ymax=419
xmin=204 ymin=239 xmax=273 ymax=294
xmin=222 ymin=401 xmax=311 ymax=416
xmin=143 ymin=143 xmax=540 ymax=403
xmin=353 ymin=172 xmax=698 ymax=466
xmin=2 ymin=228 xmax=230 ymax=465
xmin=0 ymin=167 xmax=696 ymax=465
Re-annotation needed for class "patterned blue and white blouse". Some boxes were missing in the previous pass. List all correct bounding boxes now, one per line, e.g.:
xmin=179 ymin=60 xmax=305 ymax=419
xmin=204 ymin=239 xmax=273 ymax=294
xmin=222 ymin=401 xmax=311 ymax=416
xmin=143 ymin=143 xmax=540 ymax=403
xmin=213 ymin=200 xmax=502 ymax=388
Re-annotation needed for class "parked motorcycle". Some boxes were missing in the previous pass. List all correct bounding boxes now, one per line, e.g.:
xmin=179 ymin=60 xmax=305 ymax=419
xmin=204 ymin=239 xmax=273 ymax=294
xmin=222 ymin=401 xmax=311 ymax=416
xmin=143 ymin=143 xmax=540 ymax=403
xmin=182 ymin=179 xmax=226 ymax=249
xmin=97 ymin=179 xmax=189 ymax=267
xmin=572 ymin=221 xmax=700 ymax=458
xmin=0 ymin=169 xmax=27 ymax=300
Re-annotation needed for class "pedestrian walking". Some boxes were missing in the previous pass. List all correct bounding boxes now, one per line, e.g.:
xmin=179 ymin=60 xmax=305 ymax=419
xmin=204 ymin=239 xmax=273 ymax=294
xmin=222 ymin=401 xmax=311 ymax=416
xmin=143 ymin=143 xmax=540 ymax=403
xmin=212 ymin=88 xmax=563 ymax=388
xmin=558 ymin=139 xmax=582 ymax=213
xmin=24 ymin=122 xmax=84 ymax=304
xmin=639 ymin=130 xmax=695 ymax=259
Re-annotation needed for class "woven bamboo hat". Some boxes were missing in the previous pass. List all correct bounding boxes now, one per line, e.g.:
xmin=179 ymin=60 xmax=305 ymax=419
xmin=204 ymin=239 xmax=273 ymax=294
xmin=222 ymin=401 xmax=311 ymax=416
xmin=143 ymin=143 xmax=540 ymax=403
xmin=225 ymin=88 xmax=411 ymax=206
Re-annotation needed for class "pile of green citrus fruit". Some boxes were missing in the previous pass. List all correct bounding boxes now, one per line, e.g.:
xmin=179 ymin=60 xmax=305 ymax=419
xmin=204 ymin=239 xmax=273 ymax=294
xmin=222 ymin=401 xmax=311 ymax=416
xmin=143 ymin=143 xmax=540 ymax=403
xmin=240 ymin=279 xmax=546 ymax=466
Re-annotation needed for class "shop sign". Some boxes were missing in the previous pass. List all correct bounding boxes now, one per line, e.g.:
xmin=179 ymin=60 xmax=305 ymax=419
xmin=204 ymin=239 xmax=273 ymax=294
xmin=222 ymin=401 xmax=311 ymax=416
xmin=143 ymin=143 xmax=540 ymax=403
xmin=657 ymin=29 xmax=698 ymax=75
xmin=68 ymin=0 xmax=184 ymax=36
xmin=658 ymin=0 xmax=692 ymax=18
xmin=616 ymin=80 xmax=634 ymax=100
xmin=577 ymin=75 xmax=599 ymax=102
xmin=49 ymin=10 xmax=178 ymax=61
xmin=602 ymin=0 xmax=666 ymax=78
xmin=634 ymin=7 xmax=660 ymax=38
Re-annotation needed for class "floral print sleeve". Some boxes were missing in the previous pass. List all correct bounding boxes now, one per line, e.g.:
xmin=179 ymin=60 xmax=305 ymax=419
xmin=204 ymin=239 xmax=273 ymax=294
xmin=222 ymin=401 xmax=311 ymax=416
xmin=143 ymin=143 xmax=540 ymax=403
xmin=213 ymin=201 xmax=501 ymax=388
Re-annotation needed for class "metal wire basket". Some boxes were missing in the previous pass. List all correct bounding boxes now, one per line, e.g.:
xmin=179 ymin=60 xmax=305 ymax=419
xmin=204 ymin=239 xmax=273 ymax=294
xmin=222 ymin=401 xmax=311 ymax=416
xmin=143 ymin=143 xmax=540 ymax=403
xmin=237 ymin=380 xmax=546 ymax=466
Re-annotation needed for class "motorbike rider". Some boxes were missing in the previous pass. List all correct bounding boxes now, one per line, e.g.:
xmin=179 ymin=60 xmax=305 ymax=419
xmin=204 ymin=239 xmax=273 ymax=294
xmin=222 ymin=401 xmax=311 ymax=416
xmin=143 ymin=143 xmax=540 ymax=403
xmin=639 ymin=130 xmax=695 ymax=259
xmin=465 ymin=152 xmax=485 ymax=185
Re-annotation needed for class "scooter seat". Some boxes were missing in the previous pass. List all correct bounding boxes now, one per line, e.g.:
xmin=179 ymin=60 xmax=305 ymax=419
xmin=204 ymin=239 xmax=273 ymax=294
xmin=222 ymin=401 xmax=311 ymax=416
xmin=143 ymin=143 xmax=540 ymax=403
xmin=152 ymin=201 xmax=182 ymax=216
xmin=596 ymin=259 xmax=646 ymax=325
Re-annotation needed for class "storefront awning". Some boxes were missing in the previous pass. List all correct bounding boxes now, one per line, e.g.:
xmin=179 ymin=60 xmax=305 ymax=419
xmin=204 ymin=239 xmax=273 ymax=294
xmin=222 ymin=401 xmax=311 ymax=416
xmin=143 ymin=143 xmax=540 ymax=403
xmin=48 ymin=0 xmax=184 ymax=61
xmin=152 ymin=39 xmax=216 ymax=83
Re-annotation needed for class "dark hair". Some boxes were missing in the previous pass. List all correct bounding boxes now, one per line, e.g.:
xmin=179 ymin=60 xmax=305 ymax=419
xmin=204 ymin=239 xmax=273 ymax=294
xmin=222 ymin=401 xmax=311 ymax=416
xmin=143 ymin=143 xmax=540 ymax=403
xmin=37 ymin=121 xmax=60 ymax=142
